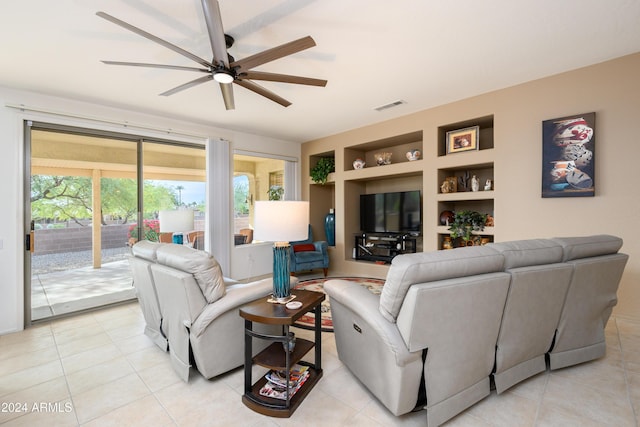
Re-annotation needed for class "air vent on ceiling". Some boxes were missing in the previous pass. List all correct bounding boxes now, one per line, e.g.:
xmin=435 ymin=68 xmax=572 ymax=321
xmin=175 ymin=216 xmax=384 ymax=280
xmin=374 ymin=99 xmax=407 ymax=112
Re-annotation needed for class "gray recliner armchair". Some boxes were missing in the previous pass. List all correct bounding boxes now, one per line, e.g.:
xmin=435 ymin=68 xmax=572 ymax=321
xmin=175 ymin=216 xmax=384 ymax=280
xmin=324 ymin=246 xmax=510 ymax=426
xmin=128 ymin=241 xmax=168 ymax=351
xmin=130 ymin=241 xmax=278 ymax=381
xmin=548 ymin=235 xmax=628 ymax=369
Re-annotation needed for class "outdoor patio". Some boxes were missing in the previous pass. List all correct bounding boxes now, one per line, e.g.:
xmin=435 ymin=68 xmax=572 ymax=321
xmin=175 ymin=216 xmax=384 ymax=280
xmin=31 ymin=248 xmax=135 ymax=321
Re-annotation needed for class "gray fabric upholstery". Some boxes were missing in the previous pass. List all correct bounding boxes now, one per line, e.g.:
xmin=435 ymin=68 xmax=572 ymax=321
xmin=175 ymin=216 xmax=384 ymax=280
xmin=156 ymin=244 xmax=226 ymax=304
xmin=323 ymin=280 xmax=423 ymax=416
xmin=490 ymin=239 xmax=572 ymax=393
xmin=397 ymin=273 xmax=511 ymax=427
xmin=146 ymin=243 xmax=277 ymax=381
xmin=325 ymin=235 xmax=627 ymax=425
xmin=129 ymin=241 xmax=167 ymax=350
xmin=488 ymin=238 xmax=564 ymax=269
xmin=552 ymin=234 xmax=624 ymax=262
xmin=379 ymin=246 xmax=504 ymax=322
xmin=492 ymin=263 xmax=573 ymax=393
xmin=548 ymin=235 xmax=628 ymax=369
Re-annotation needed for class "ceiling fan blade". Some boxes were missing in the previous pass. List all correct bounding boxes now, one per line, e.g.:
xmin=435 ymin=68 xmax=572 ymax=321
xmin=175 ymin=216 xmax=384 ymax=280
xmin=234 ymin=80 xmax=291 ymax=107
xmin=201 ymin=0 xmax=229 ymax=67
xmin=241 ymin=71 xmax=327 ymax=87
xmin=101 ymin=60 xmax=209 ymax=73
xmin=220 ymin=83 xmax=235 ymax=110
xmin=160 ymin=75 xmax=212 ymax=96
xmin=231 ymin=36 xmax=316 ymax=71
xmin=96 ymin=11 xmax=213 ymax=69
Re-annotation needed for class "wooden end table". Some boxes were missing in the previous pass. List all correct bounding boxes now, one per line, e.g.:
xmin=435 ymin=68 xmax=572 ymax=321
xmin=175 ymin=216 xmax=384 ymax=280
xmin=239 ymin=289 xmax=325 ymax=417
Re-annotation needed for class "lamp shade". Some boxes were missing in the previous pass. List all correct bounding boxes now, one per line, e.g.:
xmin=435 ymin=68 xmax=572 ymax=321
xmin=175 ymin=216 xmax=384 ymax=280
xmin=158 ymin=209 xmax=194 ymax=233
xmin=254 ymin=201 xmax=309 ymax=242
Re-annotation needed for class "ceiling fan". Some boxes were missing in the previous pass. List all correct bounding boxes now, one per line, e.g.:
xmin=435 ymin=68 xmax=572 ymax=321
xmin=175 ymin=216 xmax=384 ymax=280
xmin=96 ymin=0 xmax=327 ymax=110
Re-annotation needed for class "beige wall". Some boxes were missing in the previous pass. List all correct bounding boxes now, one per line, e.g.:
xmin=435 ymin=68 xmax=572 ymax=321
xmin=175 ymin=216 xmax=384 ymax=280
xmin=302 ymin=52 xmax=640 ymax=321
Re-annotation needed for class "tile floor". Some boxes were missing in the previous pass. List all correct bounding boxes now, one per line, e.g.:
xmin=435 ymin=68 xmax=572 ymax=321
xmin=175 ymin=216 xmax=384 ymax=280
xmin=1 ymin=301 xmax=639 ymax=426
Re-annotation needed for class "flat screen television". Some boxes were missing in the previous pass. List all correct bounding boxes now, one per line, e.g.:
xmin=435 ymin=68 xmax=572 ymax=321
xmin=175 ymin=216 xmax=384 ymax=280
xmin=360 ymin=190 xmax=421 ymax=234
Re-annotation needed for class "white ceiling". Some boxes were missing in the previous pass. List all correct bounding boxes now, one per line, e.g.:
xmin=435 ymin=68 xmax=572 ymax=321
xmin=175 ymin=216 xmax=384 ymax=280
xmin=2 ymin=1 xmax=640 ymax=142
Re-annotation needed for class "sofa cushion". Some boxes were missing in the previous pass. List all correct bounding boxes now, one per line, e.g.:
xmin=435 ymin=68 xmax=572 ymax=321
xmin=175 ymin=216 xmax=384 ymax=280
xmin=156 ymin=244 xmax=225 ymax=303
xmin=379 ymin=246 xmax=504 ymax=322
xmin=131 ymin=240 xmax=161 ymax=262
xmin=488 ymin=239 xmax=563 ymax=269
xmin=293 ymin=243 xmax=316 ymax=252
xmin=551 ymin=234 xmax=623 ymax=261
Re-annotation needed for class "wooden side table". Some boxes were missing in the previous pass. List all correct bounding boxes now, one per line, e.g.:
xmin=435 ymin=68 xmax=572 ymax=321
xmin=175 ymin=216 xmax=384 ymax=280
xmin=239 ymin=289 xmax=325 ymax=417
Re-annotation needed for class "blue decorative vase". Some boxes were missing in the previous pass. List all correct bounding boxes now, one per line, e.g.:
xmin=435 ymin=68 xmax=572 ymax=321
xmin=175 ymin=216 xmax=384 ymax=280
xmin=272 ymin=244 xmax=291 ymax=301
xmin=325 ymin=209 xmax=335 ymax=246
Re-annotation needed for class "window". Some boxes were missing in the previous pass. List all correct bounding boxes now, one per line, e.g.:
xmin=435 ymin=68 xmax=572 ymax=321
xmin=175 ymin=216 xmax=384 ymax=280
xmin=233 ymin=154 xmax=287 ymax=241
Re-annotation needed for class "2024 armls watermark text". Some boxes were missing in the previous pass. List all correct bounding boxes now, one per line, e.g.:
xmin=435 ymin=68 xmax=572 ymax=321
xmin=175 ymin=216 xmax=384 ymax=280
xmin=2 ymin=402 xmax=73 ymax=413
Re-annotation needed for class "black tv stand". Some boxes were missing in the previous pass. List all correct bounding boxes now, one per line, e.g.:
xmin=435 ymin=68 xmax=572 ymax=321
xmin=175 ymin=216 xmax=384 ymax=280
xmin=354 ymin=233 xmax=417 ymax=263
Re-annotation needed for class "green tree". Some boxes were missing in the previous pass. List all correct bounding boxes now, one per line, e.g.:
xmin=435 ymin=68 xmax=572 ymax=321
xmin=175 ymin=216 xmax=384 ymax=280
xmin=234 ymin=177 xmax=249 ymax=215
xmin=142 ymin=181 xmax=178 ymax=218
xmin=101 ymin=178 xmax=137 ymax=224
xmin=31 ymin=176 xmax=92 ymax=225
xmin=31 ymin=175 xmax=179 ymax=225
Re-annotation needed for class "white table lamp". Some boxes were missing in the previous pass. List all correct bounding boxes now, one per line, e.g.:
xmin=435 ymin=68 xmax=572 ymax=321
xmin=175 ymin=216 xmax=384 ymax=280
xmin=159 ymin=209 xmax=194 ymax=244
xmin=254 ymin=201 xmax=309 ymax=302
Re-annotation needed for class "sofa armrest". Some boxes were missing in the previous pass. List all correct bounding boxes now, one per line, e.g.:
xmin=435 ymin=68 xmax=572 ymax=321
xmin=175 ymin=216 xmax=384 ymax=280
xmin=324 ymin=279 xmax=415 ymax=367
xmin=191 ymin=278 xmax=273 ymax=337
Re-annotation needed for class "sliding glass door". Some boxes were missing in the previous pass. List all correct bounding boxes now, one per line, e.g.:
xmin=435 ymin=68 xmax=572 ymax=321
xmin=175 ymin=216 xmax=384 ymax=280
xmin=25 ymin=122 xmax=205 ymax=323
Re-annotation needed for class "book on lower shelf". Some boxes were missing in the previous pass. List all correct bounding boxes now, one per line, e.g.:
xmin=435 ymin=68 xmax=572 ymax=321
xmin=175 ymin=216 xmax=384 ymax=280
xmin=259 ymin=364 xmax=310 ymax=400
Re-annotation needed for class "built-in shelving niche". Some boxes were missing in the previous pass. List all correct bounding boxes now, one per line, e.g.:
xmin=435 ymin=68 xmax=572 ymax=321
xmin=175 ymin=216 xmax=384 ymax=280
xmin=437 ymin=115 xmax=494 ymax=157
xmin=308 ymin=150 xmax=335 ymax=242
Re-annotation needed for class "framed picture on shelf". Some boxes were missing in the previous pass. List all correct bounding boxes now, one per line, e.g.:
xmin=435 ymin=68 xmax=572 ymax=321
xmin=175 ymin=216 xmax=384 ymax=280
xmin=446 ymin=126 xmax=479 ymax=154
xmin=541 ymin=112 xmax=595 ymax=198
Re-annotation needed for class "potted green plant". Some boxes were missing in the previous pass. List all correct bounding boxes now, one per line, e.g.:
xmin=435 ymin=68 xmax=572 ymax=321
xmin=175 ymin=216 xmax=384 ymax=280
xmin=448 ymin=210 xmax=487 ymax=245
xmin=267 ymin=185 xmax=284 ymax=201
xmin=310 ymin=157 xmax=335 ymax=185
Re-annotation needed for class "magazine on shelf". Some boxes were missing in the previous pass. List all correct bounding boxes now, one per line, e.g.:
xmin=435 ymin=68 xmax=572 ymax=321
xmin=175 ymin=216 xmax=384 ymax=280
xmin=259 ymin=364 xmax=310 ymax=400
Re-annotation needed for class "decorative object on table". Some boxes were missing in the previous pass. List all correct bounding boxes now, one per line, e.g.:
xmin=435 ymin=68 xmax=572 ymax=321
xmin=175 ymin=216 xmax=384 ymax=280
xmin=439 ymin=210 xmax=455 ymax=226
xmin=267 ymin=185 xmax=284 ymax=200
xmin=442 ymin=236 xmax=453 ymax=250
xmin=471 ymin=175 xmax=480 ymax=192
xmin=324 ymin=208 xmax=335 ymax=246
xmin=447 ymin=210 xmax=487 ymax=246
xmin=458 ymin=170 xmax=470 ymax=192
xmin=374 ymin=152 xmax=392 ymax=165
xmin=484 ymin=179 xmax=493 ymax=191
xmin=542 ymin=112 xmax=595 ymax=198
xmin=440 ymin=176 xmax=457 ymax=193
xmin=406 ymin=149 xmax=421 ymax=161
xmin=310 ymin=157 xmax=335 ymax=185
xmin=158 ymin=209 xmax=194 ymax=244
xmin=352 ymin=158 xmax=366 ymax=169
xmin=254 ymin=200 xmax=309 ymax=303
xmin=446 ymin=125 xmax=480 ymax=154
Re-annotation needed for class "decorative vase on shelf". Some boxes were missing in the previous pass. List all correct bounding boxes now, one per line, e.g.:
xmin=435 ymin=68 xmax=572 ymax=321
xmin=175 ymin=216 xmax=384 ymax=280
xmin=406 ymin=149 xmax=421 ymax=161
xmin=353 ymin=158 xmax=365 ymax=169
xmin=442 ymin=236 xmax=453 ymax=250
xmin=325 ymin=209 xmax=335 ymax=246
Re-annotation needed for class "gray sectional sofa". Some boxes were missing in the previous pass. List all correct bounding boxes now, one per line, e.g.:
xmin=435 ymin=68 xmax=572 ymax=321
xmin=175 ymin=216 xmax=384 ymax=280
xmin=129 ymin=241 xmax=278 ymax=381
xmin=323 ymin=235 xmax=627 ymax=426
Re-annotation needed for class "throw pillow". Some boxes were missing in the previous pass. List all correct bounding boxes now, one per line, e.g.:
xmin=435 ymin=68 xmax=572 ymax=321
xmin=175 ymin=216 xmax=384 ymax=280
xmin=293 ymin=243 xmax=316 ymax=252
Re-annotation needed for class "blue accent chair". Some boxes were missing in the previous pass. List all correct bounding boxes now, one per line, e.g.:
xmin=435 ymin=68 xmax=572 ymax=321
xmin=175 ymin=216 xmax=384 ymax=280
xmin=289 ymin=225 xmax=329 ymax=276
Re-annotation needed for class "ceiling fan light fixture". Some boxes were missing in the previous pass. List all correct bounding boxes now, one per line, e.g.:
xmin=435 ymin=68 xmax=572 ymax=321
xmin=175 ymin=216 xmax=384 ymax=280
xmin=213 ymin=70 xmax=234 ymax=84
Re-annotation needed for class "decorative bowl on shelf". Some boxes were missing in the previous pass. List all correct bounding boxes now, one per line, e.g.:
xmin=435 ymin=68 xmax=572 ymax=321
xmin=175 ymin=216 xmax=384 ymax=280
xmin=374 ymin=152 xmax=392 ymax=166
xmin=353 ymin=158 xmax=366 ymax=169
xmin=406 ymin=149 xmax=421 ymax=161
